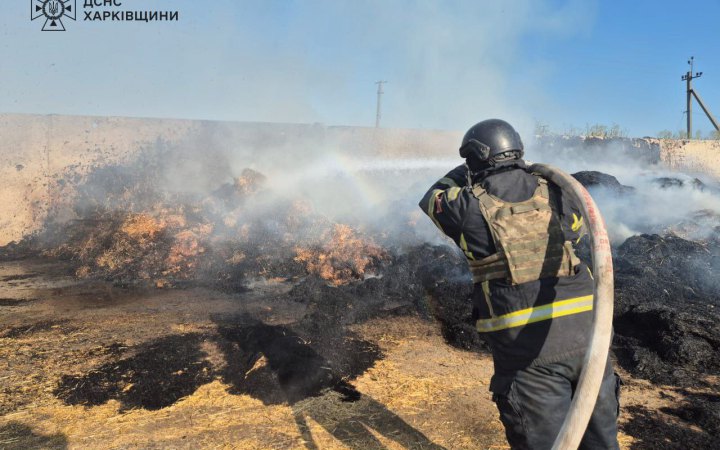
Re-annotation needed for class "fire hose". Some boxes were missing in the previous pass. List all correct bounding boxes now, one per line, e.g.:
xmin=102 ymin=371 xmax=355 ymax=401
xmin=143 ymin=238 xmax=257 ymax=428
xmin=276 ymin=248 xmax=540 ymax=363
xmin=529 ymin=163 xmax=615 ymax=450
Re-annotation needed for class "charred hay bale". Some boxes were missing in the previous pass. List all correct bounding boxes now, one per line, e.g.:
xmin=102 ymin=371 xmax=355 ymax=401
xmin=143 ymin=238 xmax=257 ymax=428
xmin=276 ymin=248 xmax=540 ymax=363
xmin=652 ymin=176 xmax=706 ymax=191
xmin=398 ymin=244 xmax=483 ymax=352
xmin=0 ymin=238 xmax=41 ymax=261
xmin=614 ymin=234 xmax=720 ymax=309
xmin=612 ymin=234 xmax=720 ymax=385
xmin=287 ymin=244 xmax=485 ymax=352
xmin=206 ymin=239 xmax=304 ymax=291
xmin=613 ymin=306 xmax=719 ymax=384
xmin=345 ymin=244 xmax=463 ymax=307
xmin=662 ymin=209 xmax=720 ymax=243
xmin=341 ymin=243 xmax=474 ymax=327
xmin=288 ymin=273 xmax=416 ymax=327
xmin=68 ymin=152 xmax=167 ymax=218
xmin=571 ymin=171 xmax=635 ymax=195
xmin=535 ymin=136 xmax=660 ymax=165
xmin=345 ymin=243 xmax=485 ymax=352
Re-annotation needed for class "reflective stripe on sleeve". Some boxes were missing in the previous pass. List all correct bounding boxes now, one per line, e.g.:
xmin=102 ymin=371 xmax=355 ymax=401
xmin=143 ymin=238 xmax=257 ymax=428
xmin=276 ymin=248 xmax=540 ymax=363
xmin=476 ymin=295 xmax=593 ymax=333
xmin=459 ymin=233 xmax=475 ymax=260
xmin=427 ymin=189 xmax=444 ymax=230
xmin=446 ymin=186 xmax=462 ymax=201
xmin=438 ymin=177 xmax=459 ymax=188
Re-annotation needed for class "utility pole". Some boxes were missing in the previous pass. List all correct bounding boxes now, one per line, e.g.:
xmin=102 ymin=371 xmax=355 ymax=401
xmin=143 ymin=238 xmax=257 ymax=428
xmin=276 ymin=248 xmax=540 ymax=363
xmin=682 ymin=56 xmax=720 ymax=138
xmin=375 ymin=81 xmax=387 ymax=128
xmin=684 ymin=57 xmax=695 ymax=138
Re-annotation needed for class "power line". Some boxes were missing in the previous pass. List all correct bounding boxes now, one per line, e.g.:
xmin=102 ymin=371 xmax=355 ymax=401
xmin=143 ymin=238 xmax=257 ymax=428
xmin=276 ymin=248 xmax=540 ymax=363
xmin=375 ymin=81 xmax=387 ymax=128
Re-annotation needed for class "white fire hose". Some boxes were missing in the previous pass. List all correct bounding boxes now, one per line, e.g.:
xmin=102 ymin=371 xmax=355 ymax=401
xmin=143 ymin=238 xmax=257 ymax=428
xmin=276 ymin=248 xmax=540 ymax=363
xmin=529 ymin=163 xmax=615 ymax=450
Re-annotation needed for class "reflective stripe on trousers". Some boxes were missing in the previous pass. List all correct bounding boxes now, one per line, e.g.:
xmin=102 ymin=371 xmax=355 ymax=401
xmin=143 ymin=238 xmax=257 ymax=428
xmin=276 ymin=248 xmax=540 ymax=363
xmin=476 ymin=295 xmax=593 ymax=333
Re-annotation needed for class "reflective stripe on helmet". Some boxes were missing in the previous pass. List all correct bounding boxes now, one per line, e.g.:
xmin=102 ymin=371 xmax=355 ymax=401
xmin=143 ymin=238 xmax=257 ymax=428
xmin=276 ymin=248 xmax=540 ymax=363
xmin=475 ymin=295 xmax=593 ymax=333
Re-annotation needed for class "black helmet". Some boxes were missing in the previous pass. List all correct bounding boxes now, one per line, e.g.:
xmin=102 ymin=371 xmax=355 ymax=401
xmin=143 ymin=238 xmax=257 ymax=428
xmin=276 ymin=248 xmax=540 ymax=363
xmin=459 ymin=119 xmax=524 ymax=170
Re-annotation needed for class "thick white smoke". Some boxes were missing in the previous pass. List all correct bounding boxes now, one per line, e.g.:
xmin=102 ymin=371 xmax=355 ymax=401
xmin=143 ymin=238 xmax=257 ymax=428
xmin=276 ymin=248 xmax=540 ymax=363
xmin=151 ymin=126 xmax=720 ymax=251
xmin=526 ymin=138 xmax=720 ymax=243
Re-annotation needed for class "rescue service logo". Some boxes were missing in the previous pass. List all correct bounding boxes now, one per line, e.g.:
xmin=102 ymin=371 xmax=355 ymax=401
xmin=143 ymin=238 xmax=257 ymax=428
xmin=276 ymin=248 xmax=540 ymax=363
xmin=29 ymin=1 xmax=180 ymax=31
xmin=31 ymin=0 xmax=76 ymax=31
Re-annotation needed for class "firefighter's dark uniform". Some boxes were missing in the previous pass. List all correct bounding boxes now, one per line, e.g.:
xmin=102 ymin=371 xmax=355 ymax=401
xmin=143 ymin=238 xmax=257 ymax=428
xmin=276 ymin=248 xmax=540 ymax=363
xmin=420 ymin=160 xmax=620 ymax=450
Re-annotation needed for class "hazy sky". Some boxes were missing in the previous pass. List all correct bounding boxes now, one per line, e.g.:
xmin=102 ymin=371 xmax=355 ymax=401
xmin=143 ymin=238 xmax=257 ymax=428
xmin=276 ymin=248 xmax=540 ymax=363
xmin=2 ymin=0 xmax=720 ymax=137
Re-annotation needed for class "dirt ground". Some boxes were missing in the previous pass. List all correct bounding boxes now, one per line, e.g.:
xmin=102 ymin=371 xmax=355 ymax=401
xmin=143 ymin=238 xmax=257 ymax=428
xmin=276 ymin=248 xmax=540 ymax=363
xmin=0 ymin=259 xmax=716 ymax=449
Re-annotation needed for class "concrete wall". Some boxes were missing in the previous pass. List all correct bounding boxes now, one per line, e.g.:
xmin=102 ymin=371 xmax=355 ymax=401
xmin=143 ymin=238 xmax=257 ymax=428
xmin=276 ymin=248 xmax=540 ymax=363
xmin=654 ymin=139 xmax=720 ymax=178
xmin=0 ymin=114 xmax=201 ymax=245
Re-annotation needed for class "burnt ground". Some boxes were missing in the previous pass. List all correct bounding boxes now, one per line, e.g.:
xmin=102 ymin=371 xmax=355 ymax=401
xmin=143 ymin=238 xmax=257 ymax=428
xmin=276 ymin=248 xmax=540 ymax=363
xmin=568 ymin=171 xmax=720 ymax=392
xmin=0 ymin=255 xmax=718 ymax=449
xmin=0 ymin=257 xmax=501 ymax=449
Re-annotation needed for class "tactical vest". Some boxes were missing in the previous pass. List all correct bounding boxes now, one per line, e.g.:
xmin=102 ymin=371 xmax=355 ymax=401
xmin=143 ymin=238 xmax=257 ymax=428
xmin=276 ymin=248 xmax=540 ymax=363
xmin=468 ymin=176 xmax=581 ymax=285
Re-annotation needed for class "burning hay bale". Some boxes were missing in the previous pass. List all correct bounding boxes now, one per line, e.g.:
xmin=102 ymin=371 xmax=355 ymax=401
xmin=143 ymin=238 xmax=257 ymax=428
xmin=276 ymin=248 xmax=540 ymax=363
xmin=41 ymin=209 xmax=215 ymax=288
xmin=211 ymin=168 xmax=267 ymax=207
xmin=163 ymin=225 xmax=213 ymax=277
xmin=0 ymin=148 xmax=397 ymax=290
xmin=0 ymin=149 xmax=249 ymax=286
xmin=294 ymin=224 xmax=389 ymax=286
xmin=78 ymin=213 xmax=170 ymax=280
xmin=233 ymin=168 xmax=267 ymax=195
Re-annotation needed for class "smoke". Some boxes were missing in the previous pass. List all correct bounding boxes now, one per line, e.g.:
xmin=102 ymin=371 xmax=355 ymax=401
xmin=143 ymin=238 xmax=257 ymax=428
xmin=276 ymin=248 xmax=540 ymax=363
xmin=17 ymin=121 xmax=719 ymax=298
xmin=176 ymin=130 xmax=458 ymax=246
xmin=526 ymin=138 xmax=720 ymax=243
xmin=40 ymin=123 xmax=720 ymax=267
xmin=141 ymin=127 xmax=720 ymax=251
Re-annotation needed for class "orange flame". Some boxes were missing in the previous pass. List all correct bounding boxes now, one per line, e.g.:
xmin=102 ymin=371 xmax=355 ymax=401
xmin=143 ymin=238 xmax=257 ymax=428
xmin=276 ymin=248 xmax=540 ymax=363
xmin=294 ymin=224 xmax=388 ymax=285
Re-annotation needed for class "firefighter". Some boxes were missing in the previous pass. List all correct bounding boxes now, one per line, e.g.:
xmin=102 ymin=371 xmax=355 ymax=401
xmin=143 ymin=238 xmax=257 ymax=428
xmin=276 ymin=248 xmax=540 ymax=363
xmin=419 ymin=119 xmax=620 ymax=450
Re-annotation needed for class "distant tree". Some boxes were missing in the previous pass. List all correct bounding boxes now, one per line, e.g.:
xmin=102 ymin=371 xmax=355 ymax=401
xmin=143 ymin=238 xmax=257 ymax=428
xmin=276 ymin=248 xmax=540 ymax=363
xmin=709 ymin=129 xmax=720 ymax=140
xmin=657 ymin=130 xmax=674 ymax=139
xmin=585 ymin=124 xmax=607 ymax=137
xmin=582 ymin=123 xmax=627 ymax=138
xmin=564 ymin=125 xmax=582 ymax=136
xmin=541 ymin=122 xmax=628 ymax=138
xmin=608 ymin=123 xmax=627 ymax=138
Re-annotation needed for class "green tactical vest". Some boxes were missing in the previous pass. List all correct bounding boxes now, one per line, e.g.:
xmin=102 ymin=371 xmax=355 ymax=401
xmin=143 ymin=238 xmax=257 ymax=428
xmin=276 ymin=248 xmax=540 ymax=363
xmin=468 ymin=176 xmax=581 ymax=285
